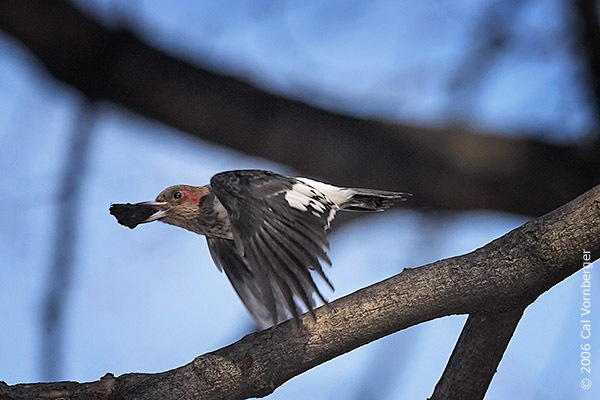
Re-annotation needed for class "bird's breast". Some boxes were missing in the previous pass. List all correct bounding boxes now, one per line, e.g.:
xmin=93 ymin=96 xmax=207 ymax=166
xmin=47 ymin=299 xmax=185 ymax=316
xmin=194 ymin=197 xmax=233 ymax=240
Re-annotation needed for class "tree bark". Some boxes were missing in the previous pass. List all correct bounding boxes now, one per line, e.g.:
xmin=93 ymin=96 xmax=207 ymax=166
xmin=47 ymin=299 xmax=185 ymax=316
xmin=2 ymin=183 xmax=599 ymax=399
xmin=0 ymin=0 xmax=599 ymax=217
xmin=430 ymin=308 xmax=524 ymax=400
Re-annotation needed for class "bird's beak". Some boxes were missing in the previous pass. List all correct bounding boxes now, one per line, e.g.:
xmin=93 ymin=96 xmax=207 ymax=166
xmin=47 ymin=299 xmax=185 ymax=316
xmin=137 ymin=201 xmax=170 ymax=223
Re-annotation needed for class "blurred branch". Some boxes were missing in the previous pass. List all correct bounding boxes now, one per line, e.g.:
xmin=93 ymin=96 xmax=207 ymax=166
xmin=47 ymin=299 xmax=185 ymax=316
xmin=430 ymin=308 xmax=524 ymax=400
xmin=3 ymin=184 xmax=599 ymax=399
xmin=574 ymin=0 xmax=600 ymax=127
xmin=0 ymin=0 xmax=598 ymax=217
xmin=446 ymin=0 xmax=522 ymax=115
xmin=41 ymin=102 xmax=95 ymax=381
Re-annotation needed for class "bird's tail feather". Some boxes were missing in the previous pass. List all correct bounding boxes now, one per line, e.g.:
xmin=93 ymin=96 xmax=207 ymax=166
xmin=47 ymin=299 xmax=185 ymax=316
xmin=341 ymin=188 xmax=411 ymax=212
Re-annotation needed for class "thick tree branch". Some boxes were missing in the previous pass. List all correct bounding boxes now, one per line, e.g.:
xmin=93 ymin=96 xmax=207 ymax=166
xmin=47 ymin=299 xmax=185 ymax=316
xmin=430 ymin=308 xmax=524 ymax=400
xmin=2 ymin=184 xmax=599 ymax=399
xmin=0 ymin=0 xmax=599 ymax=217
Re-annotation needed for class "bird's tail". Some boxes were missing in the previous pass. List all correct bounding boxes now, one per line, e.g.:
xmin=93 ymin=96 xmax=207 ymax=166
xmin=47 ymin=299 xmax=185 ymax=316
xmin=341 ymin=188 xmax=411 ymax=212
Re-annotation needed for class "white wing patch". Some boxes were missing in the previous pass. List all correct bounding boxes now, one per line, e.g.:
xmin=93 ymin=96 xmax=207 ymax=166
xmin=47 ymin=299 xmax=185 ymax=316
xmin=284 ymin=178 xmax=348 ymax=226
xmin=296 ymin=178 xmax=352 ymax=206
xmin=284 ymin=189 xmax=309 ymax=212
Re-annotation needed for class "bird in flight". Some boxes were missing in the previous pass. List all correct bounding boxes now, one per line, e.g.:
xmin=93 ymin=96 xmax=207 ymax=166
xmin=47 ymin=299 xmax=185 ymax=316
xmin=110 ymin=169 xmax=409 ymax=328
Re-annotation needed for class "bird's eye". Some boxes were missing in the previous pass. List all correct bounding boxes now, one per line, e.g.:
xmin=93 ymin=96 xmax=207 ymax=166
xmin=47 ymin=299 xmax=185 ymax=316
xmin=173 ymin=191 xmax=182 ymax=199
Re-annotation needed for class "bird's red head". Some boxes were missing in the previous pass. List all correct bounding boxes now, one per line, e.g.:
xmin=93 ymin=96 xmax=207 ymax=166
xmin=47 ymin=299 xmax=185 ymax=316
xmin=139 ymin=185 xmax=208 ymax=230
xmin=155 ymin=185 xmax=206 ymax=206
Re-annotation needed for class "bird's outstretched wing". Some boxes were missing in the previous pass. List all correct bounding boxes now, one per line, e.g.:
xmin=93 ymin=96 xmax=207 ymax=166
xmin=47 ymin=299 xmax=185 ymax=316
xmin=206 ymin=238 xmax=286 ymax=328
xmin=209 ymin=170 xmax=337 ymax=327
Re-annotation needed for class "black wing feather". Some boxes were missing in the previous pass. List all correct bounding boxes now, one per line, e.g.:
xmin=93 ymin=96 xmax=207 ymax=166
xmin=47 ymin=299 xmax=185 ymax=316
xmin=206 ymin=238 xmax=284 ymax=327
xmin=210 ymin=170 xmax=336 ymax=327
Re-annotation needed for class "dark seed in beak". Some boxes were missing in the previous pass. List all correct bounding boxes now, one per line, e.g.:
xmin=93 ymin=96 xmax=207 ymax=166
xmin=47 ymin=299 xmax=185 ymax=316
xmin=110 ymin=203 xmax=160 ymax=229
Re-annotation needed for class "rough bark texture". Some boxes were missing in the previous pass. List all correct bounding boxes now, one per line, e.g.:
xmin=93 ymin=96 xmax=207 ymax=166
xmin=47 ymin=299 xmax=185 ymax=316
xmin=2 ymin=184 xmax=599 ymax=399
xmin=0 ymin=0 xmax=599 ymax=217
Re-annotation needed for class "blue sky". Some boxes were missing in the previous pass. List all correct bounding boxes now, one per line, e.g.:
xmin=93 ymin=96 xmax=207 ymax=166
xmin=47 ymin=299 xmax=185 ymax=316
xmin=0 ymin=1 xmax=598 ymax=399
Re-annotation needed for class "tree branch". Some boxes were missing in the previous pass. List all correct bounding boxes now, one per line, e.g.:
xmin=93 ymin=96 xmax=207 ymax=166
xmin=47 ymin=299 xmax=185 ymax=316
xmin=41 ymin=101 xmax=96 ymax=381
xmin=0 ymin=0 xmax=599 ymax=217
xmin=430 ymin=308 xmax=524 ymax=400
xmin=2 ymin=183 xmax=599 ymax=399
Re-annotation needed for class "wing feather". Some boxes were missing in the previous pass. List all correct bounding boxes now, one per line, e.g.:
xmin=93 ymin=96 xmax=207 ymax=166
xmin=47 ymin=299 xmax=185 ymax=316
xmin=210 ymin=170 xmax=338 ymax=327
xmin=206 ymin=238 xmax=283 ymax=327
xmin=262 ymin=222 xmax=326 ymax=305
xmin=246 ymin=238 xmax=293 ymax=322
xmin=266 ymin=217 xmax=331 ymax=265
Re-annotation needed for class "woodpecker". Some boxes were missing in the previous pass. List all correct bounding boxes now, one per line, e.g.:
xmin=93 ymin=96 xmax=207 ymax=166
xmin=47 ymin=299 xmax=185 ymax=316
xmin=110 ymin=169 xmax=410 ymax=328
